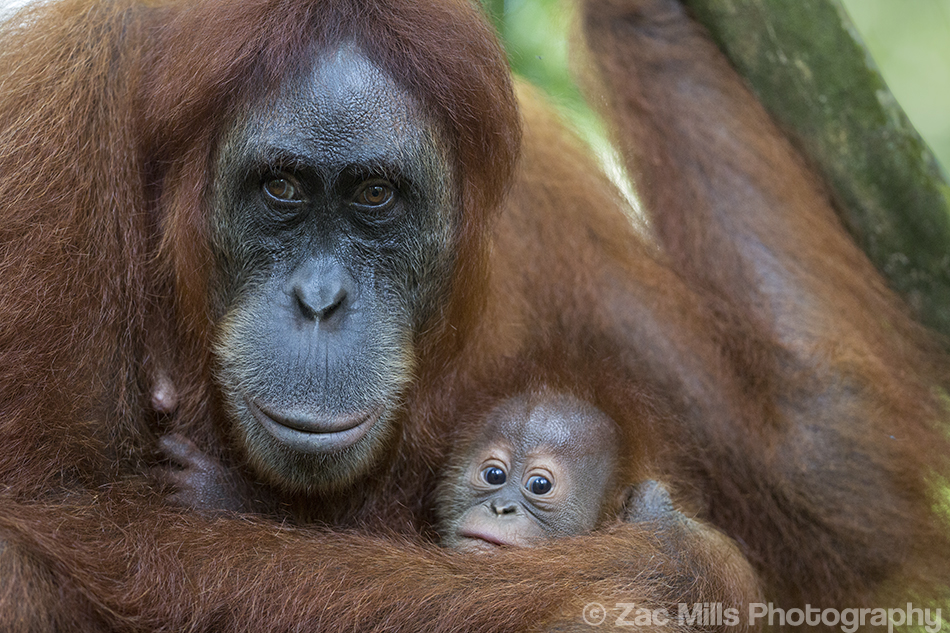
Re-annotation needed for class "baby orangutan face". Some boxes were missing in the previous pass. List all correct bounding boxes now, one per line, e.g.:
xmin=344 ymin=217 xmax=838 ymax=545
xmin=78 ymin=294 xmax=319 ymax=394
xmin=437 ymin=393 xmax=619 ymax=552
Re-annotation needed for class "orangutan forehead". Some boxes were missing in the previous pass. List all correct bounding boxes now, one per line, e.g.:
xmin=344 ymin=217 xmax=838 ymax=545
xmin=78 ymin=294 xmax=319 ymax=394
xmin=233 ymin=44 xmax=441 ymax=173
xmin=481 ymin=393 xmax=618 ymax=457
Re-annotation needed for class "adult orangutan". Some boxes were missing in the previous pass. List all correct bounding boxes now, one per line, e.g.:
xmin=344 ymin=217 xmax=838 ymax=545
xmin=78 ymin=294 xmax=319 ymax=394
xmin=0 ymin=0 xmax=947 ymax=631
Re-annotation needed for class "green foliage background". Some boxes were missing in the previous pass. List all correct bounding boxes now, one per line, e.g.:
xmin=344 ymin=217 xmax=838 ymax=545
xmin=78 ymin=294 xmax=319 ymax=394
xmin=482 ymin=0 xmax=950 ymax=172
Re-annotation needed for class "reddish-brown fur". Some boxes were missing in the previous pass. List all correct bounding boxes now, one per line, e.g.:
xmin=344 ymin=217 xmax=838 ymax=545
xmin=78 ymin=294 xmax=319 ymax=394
xmin=0 ymin=0 xmax=947 ymax=631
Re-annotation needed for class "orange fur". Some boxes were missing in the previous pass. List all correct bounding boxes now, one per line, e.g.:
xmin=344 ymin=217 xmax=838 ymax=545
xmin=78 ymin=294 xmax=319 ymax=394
xmin=0 ymin=0 xmax=946 ymax=630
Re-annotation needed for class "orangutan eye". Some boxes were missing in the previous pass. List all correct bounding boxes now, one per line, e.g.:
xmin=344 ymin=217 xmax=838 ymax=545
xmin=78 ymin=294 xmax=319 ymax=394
xmin=482 ymin=466 xmax=506 ymax=486
xmin=353 ymin=180 xmax=396 ymax=207
xmin=526 ymin=475 xmax=553 ymax=495
xmin=262 ymin=175 xmax=303 ymax=204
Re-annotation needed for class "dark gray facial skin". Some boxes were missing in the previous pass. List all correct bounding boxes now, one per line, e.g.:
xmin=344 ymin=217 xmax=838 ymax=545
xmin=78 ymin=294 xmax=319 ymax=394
xmin=208 ymin=44 xmax=456 ymax=493
xmin=438 ymin=393 xmax=620 ymax=552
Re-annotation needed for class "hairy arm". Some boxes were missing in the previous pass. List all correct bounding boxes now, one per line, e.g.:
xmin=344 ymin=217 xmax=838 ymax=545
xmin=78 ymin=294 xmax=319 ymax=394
xmin=0 ymin=490 xmax=757 ymax=632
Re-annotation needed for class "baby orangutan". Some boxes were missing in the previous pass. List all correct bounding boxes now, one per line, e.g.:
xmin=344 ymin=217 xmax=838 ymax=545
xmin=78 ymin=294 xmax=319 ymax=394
xmin=435 ymin=392 xmax=624 ymax=551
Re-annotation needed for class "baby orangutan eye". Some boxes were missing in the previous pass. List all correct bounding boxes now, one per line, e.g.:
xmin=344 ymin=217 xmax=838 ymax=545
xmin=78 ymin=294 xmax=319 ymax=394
xmin=526 ymin=475 xmax=552 ymax=495
xmin=482 ymin=466 xmax=506 ymax=486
